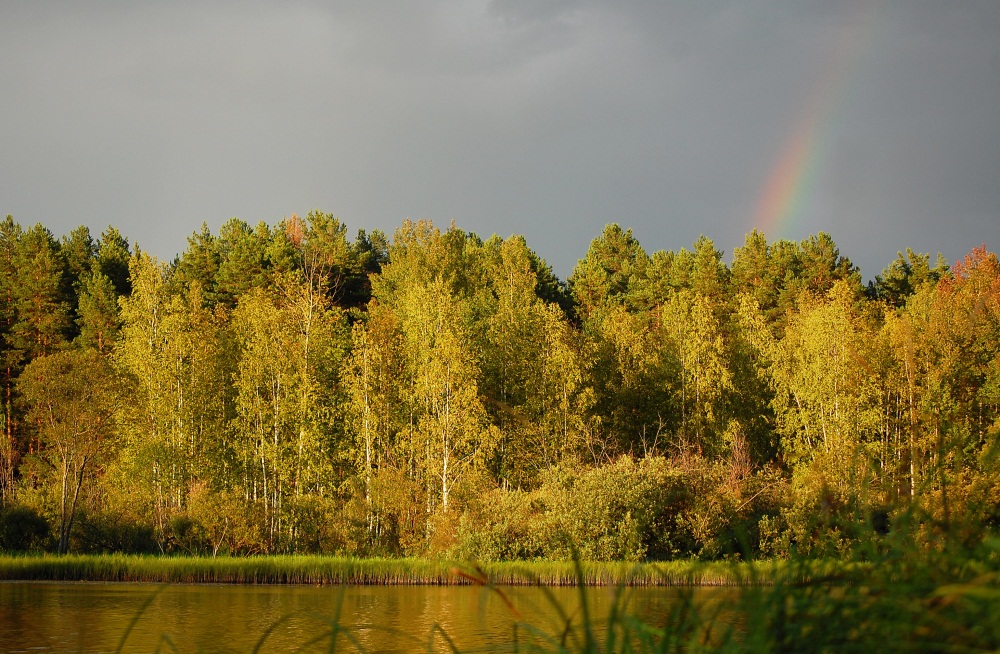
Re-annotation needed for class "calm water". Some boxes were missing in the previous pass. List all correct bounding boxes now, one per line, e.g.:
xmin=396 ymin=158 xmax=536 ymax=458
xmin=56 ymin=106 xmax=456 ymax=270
xmin=0 ymin=581 xmax=729 ymax=653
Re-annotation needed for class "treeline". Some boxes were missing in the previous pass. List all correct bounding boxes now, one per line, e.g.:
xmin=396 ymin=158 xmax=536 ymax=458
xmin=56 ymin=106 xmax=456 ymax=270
xmin=0 ymin=212 xmax=997 ymax=560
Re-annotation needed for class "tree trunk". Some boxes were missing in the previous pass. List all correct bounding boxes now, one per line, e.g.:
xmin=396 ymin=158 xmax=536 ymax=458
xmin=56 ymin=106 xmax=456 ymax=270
xmin=59 ymin=456 xmax=88 ymax=555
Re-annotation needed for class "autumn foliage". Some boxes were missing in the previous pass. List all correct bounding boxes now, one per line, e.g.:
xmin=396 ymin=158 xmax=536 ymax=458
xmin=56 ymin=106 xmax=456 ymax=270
xmin=0 ymin=214 xmax=997 ymax=560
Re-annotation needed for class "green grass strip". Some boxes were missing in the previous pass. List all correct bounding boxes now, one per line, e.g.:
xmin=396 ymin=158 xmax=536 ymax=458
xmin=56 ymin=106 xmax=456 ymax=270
xmin=0 ymin=554 xmax=832 ymax=586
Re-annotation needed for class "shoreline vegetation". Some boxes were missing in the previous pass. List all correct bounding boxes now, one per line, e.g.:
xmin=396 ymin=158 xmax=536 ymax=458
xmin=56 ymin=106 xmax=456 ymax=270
xmin=0 ymin=554 xmax=789 ymax=586
xmin=0 ymin=214 xmax=997 ymax=587
xmin=4 ymin=546 xmax=998 ymax=652
xmin=0 ymin=210 xmax=996 ymax=648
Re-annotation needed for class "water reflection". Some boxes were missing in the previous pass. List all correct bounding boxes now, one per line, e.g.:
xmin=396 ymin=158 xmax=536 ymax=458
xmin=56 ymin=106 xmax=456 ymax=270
xmin=0 ymin=581 xmax=732 ymax=652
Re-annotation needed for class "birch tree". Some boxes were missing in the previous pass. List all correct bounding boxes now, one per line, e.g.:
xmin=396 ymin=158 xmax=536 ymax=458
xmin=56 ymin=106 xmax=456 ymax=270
xmin=399 ymin=279 xmax=496 ymax=513
xmin=661 ymin=289 xmax=732 ymax=454
xmin=114 ymin=253 xmax=225 ymax=543
xmin=345 ymin=303 xmax=404 ymax=536
xmin=769 ymin=282 xmax=882 ymax=491
xmin=231 ymin=279 xmax=345 ymax=550
xmin=20 ymin=350 xmax=116 ymax=553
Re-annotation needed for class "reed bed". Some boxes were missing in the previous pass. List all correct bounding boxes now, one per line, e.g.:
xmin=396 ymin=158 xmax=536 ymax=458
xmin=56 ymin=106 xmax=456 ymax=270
xmin=0 ymin=554 xmax=787 ymax=586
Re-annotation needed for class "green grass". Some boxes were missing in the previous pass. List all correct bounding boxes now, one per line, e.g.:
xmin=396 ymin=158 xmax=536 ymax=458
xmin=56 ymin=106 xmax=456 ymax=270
xmin=0 ymin=553 xmax=784 ymax=586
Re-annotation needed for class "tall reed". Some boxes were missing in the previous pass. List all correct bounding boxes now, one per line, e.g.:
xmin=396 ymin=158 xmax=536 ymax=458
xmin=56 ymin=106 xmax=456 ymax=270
xmin=0 ymin=553 xmax=774 ymax=586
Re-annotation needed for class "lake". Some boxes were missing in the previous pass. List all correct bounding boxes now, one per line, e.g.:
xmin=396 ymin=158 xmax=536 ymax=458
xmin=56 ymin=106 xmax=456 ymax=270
xmin=0 ymin=581 xmax=731 ymax=652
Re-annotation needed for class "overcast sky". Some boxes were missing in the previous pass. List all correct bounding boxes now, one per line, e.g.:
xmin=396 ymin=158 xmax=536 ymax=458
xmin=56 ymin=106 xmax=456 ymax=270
xmin=1 ymin=1 xmax=998 ymax=280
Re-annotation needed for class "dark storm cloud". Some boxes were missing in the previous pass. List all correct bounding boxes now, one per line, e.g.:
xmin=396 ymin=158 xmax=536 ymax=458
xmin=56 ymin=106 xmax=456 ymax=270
xmin=1 ymin=1 xmax=997 ymax=279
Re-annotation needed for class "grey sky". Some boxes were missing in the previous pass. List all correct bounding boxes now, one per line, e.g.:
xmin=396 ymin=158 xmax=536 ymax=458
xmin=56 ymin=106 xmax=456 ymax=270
xmin=1 ymin=1 xmax=998 ymax=280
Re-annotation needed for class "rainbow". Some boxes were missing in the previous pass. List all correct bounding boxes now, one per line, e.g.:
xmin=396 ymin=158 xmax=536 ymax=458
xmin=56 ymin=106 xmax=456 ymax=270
xmin=752 ymin=0 xmax=888 ymax=239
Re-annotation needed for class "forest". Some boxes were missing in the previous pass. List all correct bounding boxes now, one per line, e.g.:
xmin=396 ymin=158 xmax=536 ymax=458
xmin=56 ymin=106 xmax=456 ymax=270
xmin=0 ymin=212 xmax=997 ymax=561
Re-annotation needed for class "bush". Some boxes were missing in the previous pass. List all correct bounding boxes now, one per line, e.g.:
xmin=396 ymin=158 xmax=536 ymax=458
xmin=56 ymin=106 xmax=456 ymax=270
xmin=286 ymin=494 xmax=354 ymax=554
xmin=73 ymin=511 xmax=157 ymax=554
xmin=454 ymin=488 xmax=543 ymax=560
xmin=534 ymin=456 xmax=690 ymax=561
xmin=0 ymin=505 xmax=50 ymax=552
xmin=455 ymin=455 xmax=784 ymax=562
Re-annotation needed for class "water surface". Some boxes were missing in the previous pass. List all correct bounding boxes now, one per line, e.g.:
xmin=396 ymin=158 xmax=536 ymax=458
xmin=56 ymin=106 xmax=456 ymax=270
xmin=0 ymin=581 xmax=731 ymax=652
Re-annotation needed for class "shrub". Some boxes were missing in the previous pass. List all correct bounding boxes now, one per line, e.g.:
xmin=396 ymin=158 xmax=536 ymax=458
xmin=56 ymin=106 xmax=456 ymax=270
xmin=0 ymin=505 xmax=50 ymax=552
xmin=73 ymin=511 xmax=157 ymax=554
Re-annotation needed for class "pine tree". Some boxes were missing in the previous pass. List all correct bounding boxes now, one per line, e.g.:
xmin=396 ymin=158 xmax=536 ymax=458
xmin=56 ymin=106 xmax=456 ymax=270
xmin=0 ymin=216 xmax=22 ymax=505
xmin=11 ymin=224 xmax=71 ymax=359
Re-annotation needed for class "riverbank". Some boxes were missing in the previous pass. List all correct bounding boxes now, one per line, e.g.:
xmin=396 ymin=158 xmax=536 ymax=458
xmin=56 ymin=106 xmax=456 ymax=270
xmin=0 ymin=554 xmax=800 ymax=586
